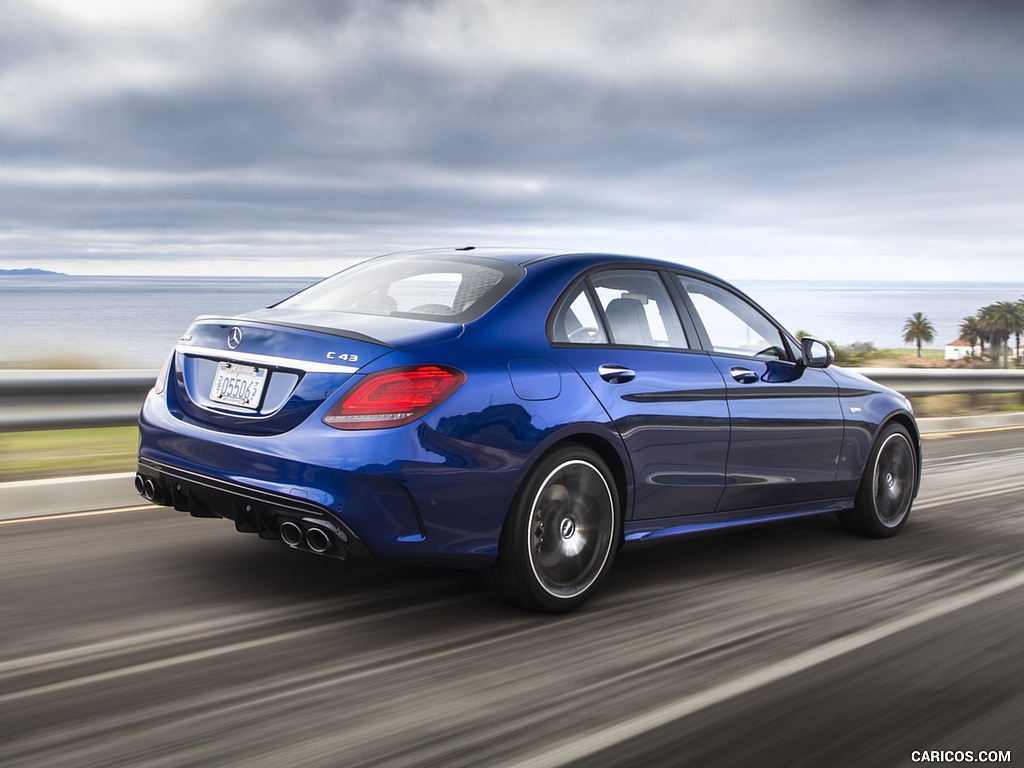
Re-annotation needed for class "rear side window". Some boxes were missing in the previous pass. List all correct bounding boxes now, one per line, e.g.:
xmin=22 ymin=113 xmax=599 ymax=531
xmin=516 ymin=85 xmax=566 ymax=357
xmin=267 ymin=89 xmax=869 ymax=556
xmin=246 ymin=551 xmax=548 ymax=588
xmin=549 ymin=269 xmax=689 ymax=349
xmin=589 ymin=270 xmax=688 ymax=348
xmin=277 ymin=256 xmax=524 ymax=323
xmin=549 ymin=282 xmax=608 ymax=344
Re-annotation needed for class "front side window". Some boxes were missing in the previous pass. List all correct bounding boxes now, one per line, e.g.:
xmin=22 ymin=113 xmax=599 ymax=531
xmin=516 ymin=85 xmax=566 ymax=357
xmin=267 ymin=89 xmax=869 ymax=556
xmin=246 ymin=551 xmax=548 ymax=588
xmin=677 ymin=276 xmax=790 ymax=360
xmin=277 ymin=256 xmax=524 ymax=323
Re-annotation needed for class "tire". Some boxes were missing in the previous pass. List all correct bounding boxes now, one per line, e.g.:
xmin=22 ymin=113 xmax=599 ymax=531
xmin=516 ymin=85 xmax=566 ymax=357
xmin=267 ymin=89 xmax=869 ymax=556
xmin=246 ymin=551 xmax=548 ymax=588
xmin=483 ymin=445 xmax=620 ymax=613
xmin=839 ymin=423 xmax=917 ymax=538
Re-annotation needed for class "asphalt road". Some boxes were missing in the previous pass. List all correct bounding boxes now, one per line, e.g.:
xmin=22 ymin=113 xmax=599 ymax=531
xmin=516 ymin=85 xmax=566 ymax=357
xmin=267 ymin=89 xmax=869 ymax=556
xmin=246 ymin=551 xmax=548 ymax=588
xmin=1 ymin=429 xmax=1021 ymax=768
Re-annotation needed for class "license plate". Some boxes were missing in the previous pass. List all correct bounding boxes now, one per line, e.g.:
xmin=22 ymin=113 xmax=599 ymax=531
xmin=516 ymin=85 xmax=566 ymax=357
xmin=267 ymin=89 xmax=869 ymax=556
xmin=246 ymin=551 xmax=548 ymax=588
xmin=210 ymin=362 xmax=267 ymax=410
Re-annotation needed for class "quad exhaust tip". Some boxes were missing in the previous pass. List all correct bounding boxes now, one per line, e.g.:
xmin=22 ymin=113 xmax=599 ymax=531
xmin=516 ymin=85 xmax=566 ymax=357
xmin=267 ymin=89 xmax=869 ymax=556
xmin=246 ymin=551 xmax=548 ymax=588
xmin=134 ymin=474 xmax=159 ymax=502
xmin=305 ymin=527 xmax=332 ymax=553
xmin=279 ymin=521 xmax=333 ymax=553
xmin=280 ymin=521 xmax=303 ymax=547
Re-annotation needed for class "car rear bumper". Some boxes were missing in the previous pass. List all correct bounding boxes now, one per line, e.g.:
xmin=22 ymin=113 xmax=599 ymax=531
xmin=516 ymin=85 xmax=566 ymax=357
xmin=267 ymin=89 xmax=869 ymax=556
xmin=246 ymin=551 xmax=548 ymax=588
xmin=137 ymin=376 xmax=536 ymax=569
xmin=135 ymin=457 xmax=374 ymax=561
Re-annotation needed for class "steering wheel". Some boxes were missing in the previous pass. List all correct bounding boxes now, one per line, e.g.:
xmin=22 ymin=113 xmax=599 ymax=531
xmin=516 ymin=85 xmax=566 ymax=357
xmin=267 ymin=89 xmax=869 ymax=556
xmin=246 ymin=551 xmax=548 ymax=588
xmin=567 ymin=326 xmax=601 ymax=343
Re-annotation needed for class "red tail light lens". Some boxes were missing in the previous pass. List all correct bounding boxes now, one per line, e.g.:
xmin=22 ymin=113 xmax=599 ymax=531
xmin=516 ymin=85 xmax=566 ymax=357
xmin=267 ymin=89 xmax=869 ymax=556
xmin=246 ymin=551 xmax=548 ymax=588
xmin=323 ymin=365 xmax=466 ymax=430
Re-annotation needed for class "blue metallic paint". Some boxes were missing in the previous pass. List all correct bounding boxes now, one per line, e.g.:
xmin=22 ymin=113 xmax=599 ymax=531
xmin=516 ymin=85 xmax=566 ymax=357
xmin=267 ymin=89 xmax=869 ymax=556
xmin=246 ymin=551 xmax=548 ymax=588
xmin=554 ymin=344 xmax=730 ymax=519
xmin=136 ymin=248 xmax=919 ymax=574
xmin=709 ymin=355 xmax=845 ymax=511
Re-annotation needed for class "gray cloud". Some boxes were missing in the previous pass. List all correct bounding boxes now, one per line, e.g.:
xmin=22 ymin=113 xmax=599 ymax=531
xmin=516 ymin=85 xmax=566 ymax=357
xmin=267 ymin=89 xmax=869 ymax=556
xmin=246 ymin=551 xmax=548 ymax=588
xmin=1 ymin=0 xmax=1023 ymax=277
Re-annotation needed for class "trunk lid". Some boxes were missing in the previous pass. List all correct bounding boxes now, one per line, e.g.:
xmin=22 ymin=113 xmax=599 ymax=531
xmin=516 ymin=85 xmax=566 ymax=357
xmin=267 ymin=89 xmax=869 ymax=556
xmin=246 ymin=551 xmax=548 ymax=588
xmin=171 ymin=315 xmax=397 ymax=434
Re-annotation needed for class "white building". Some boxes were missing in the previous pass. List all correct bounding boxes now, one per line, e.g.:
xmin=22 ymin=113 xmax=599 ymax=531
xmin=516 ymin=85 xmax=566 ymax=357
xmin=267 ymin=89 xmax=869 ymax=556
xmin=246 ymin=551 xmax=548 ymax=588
xmin=946 ymin=338 xmax=1022 ymax=361
xmin=944 ymin=339 xmax=977 ymax=360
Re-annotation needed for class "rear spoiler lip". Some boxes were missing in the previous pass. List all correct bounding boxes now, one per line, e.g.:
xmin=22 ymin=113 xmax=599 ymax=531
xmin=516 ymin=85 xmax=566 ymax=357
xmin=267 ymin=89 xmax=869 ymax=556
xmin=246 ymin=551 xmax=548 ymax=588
xmin=193 ymin=315 xmax=391 ymax=348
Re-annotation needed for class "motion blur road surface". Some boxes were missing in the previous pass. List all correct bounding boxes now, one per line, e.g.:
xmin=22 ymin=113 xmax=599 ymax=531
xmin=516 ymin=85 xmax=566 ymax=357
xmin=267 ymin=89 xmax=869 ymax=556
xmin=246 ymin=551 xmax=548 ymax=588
xmin=1 ymin=430 xmax=1021 ymax=767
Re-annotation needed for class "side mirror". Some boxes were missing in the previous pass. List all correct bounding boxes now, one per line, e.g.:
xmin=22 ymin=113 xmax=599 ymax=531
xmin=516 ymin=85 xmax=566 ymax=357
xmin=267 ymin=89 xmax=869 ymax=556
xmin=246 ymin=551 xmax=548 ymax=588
xmin=801 ymin=337 xmax=834 ymax=369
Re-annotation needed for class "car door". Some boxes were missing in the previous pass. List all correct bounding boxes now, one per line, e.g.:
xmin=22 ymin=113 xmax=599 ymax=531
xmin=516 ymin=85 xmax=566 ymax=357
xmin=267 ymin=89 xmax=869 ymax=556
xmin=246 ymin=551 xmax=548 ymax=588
xmin=674 ymin=274 xmax=846 ymax=512
xmin=550 ymin=268 xmax=730 ymax=519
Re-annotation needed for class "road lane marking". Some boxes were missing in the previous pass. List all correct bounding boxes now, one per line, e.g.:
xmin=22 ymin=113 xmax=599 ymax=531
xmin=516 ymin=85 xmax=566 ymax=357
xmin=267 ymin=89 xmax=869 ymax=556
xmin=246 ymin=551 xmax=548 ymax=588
xmin=923 ymin=424 xmax=1024 ymax=439
xmin=0 ymin=472 xmax=136 ymax=489
xmin=502 ymin=569 xmax=1024 ymax=768
xmin=912 ymin=479 xmax=1024 ymax=511
xmin=0 ymin=505 xmax=157 ymax=526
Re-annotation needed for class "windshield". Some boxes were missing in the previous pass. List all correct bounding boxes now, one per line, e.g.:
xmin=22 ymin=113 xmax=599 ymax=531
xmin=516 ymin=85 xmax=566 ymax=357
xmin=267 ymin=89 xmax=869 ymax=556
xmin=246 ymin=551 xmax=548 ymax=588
xmin=276 ymin=255 xmax=525 ymax=323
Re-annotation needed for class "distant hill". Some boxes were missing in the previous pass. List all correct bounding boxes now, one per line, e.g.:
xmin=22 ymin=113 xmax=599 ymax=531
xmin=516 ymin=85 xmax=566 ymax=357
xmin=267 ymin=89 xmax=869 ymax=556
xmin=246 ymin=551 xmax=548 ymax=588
xmin=0 ymin=268 xmax=67 ymax=275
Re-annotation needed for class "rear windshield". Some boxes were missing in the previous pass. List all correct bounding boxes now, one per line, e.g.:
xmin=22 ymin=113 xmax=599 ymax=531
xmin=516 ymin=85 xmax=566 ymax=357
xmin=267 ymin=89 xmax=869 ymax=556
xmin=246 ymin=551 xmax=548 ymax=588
xmin=276 ymin=255 xmax=525 ymax=323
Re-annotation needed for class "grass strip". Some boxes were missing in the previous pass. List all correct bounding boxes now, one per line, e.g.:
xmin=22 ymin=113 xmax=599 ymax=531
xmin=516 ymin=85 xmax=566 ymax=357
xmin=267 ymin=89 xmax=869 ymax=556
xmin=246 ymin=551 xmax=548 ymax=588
xmin=0 ymin=427 xmax=138 ymax=481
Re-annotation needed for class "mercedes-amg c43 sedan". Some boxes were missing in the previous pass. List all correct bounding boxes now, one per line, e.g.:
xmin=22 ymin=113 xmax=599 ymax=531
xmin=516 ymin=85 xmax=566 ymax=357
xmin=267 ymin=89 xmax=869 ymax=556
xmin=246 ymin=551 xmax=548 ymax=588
xmin=136 ymin=248 xmax=920 ymax=612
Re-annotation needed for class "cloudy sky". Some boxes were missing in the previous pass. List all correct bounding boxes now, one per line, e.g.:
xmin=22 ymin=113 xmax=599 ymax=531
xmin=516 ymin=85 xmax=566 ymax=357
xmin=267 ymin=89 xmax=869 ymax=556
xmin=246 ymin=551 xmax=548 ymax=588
xmin=2 ymin=0 xmax=1023 ymax=280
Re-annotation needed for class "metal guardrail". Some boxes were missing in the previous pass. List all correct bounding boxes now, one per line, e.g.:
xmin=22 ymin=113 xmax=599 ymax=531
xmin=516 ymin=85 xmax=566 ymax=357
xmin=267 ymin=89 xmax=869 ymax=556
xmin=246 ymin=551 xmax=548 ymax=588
xmin=859 ymin=368 xmax=1024 ymax=397
xmin=0 ymin=367 xmax=1022 ymax=432
xmin=0 ymin=370 xmax=160 ymax=432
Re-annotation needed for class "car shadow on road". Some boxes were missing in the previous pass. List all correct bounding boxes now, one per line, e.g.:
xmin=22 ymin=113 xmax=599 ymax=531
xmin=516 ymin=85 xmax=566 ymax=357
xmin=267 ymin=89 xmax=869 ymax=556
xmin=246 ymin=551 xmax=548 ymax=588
xmin=156 ymin=506 xmax=984 ymax=623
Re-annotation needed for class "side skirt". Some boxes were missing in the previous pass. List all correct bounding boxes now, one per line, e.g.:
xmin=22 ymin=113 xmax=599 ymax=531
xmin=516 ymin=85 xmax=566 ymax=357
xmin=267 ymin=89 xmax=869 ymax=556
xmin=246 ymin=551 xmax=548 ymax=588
xmin=622 ymin=498 xmax=853 ymax=547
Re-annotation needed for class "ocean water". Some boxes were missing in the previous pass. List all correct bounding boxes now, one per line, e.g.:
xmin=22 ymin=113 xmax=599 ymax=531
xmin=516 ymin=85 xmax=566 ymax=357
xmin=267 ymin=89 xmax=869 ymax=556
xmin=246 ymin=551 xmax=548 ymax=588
xmin=1 ymin=276 xmax=315 ymax=369
xmin=736 ymin=279 xmax=1024 ymax=352
xmin=2 ymin=274 xmax=1023 ymax=368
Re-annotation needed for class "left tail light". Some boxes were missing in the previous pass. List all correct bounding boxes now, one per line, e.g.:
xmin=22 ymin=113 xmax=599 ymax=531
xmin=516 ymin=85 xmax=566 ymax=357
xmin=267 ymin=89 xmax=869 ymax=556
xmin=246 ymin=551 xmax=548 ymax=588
xmin=153 ymin=352 xmax=173 ymax=395
xmin=322 ymin=365 xmax=466 ymax=430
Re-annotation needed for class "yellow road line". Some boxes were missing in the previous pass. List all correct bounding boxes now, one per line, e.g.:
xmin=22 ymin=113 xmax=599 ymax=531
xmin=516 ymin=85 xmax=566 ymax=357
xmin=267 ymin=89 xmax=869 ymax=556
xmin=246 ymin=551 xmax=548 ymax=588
xmin=923 ymin=424 xmax=1024 ymax=439
xmin=0 ymin=505 xmax=158 ymax=526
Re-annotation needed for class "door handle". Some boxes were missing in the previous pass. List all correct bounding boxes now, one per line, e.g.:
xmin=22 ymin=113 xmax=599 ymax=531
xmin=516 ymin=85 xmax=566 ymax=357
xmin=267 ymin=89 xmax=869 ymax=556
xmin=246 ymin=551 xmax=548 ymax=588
xmin=598 ymin=364 xmax=636 ymax=383
xmin=730 ymin=367 xmax=759 ymax=384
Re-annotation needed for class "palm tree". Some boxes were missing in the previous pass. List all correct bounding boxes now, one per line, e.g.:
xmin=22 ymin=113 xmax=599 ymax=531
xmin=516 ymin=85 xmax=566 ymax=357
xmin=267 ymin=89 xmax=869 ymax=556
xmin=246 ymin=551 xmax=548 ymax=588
xmin=1000 ymin=300 xmax=1024 ymax=366
xmin=979 ymin=301 xmax=1024 ymax=368
xmin=978 ymin=304 xmax=1004 ymax=365
xmin=902 ymin=312 xmax=935 ymax=358
xmin=957 ymin=315 xmax=983 ymax=356
xmin=1016 ymin=299 xmax=1024 ymax=365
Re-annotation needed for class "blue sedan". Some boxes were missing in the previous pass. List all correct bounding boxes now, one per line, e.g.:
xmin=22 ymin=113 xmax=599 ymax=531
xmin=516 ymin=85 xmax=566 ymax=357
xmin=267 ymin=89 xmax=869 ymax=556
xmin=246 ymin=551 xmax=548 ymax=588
xmin=137 ymin=248 xmax=920 ymax=612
